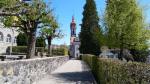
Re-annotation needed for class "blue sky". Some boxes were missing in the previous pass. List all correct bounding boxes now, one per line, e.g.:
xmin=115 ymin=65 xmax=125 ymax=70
xmin=44 ymin=0 xmax=150 ymax=45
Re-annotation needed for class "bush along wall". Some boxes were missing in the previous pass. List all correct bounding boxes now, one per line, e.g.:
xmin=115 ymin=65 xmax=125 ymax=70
xmin=8 ymin=46 xmax=68 ymax=56
xmin=52 ymin=47 xmax=68 ymax=56
xmin=7 ymin=46 xmax=44 ymax=55
xmin=82 ymin=54 xmax=150 ymax=84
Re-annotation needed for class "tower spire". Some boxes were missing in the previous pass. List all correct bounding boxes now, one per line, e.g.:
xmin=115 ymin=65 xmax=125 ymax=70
xmin=72 ymin=16 xmax=75 ymax=22
xmin=70 ymin=16 xmax=76 ymax=44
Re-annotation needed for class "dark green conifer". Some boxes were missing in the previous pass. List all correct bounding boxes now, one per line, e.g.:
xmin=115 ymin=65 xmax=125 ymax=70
xmin=80 ymin=0 xmax=102 ymax=56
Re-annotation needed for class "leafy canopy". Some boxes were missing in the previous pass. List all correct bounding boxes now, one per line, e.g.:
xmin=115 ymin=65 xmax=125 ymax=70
xmin=105 ymin=0 xmax=150 ymax=50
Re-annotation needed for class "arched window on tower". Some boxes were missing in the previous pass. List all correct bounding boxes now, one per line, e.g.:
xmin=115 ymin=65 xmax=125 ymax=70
xmin=6 ymin=34 xmax=11 ymax=43
xmin=0 ymin=32 xmax=3 ymax=42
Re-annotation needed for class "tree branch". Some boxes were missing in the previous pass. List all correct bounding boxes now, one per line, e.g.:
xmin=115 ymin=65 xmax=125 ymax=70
xmin=36 ymin=10 xmax=52 ymax=21
xmin=0 ymin=12 xmax=19 ymax=16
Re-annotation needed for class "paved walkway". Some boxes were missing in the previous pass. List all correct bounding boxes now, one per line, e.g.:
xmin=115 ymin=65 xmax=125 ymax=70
xmin=35 ymin=60 xmax=96 ymax=84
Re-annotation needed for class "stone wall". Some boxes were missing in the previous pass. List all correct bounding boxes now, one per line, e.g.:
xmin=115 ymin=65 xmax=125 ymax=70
xmin=147 ymin=55 xmax=150 ymax=64
xmin=0 ymin=56 xmax=69 ymax=84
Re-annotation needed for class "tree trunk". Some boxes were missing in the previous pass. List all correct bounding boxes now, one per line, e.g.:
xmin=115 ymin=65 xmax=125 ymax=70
xmin=119 ymin=35 xmax=124 ymax=60
xmin=26 ymin=32 xmax=36 ymax=59
xmin=119 ymin=48 xmax=123 ymax=60
xmin=48 ymin=36 xmax=52 ymax=57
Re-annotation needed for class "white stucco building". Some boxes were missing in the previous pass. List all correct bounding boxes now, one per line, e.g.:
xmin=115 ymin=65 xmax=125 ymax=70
xmin=0 ymin=23 xmax=18 ymax=54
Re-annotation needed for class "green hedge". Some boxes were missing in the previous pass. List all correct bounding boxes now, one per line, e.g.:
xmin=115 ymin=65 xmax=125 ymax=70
xmin=11 ymin=46 xmax=27 ymax=54
xmin=8 ymin=46 xmax=44 ymax=54
xmin=52 ymin=48 xmax=68 ymax=56
xmin=8 ymin=46 xmax=68 ymax=56
xmin=82 ymin=54 xmax=150 ymax=84
xmin=35 ymin=47 xmax=44 ymax=52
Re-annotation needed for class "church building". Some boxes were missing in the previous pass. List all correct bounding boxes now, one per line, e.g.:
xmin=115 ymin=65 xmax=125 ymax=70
xmin=0 ymin=23 xmax=18 ymax=54
xmin=69 ymin=16 xmax=80 ymax=58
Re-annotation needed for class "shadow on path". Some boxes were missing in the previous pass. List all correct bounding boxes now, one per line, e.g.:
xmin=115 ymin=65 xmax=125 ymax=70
xmin=52 ymin=71 xmax=94 ymax=81
xmin=35 ymin=60 xmax=96 ymax=84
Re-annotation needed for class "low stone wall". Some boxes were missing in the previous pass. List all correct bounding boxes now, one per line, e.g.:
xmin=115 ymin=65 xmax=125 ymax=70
xmin=0 ymin=56 xmax=69 ymax=84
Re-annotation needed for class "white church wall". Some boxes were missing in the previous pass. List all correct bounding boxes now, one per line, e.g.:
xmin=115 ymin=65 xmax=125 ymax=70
xmin=74 ymin=45 xmax=80 ymax=58
xmin=0 ymin=23 xmax=18 ymax=54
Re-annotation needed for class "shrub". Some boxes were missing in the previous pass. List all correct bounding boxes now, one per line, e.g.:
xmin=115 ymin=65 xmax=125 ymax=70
xmin=12 ymin=46 xmax=27 ymax=54
xmin=7 ymin=46 xmax=44 ymax=54
xmin=52 ymin=47 xmax=68 ymax=56
xmin=82 ymin=54 xmax=150 ymax=84
xmin=35 ymin=47 xmax=44 ymax=52
xmin=36 ymin=37 xmax=46 ymax=47
xmin=17 ymin=33 xmax=28 ymax=46
xmin=130 ymin=49 xmax=149 ymax=62
xmin=9 ymin=46 xmax=68 ymax=56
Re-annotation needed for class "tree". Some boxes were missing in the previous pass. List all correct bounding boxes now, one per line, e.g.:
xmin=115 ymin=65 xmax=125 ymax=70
xmin=17 ymin=33 xmax=27 ymax=46
xmin=105 ymin=0 xmax=150 ymax=59
xmin=0 ymin=0 xmax=54 ymax=58
xmin=36 ymin=37 xmax=46 ymax=47
xmin=40 ymin=17 xmax=62 ymax=56
xmin=79 ymin=0 xmax=103 ymax=56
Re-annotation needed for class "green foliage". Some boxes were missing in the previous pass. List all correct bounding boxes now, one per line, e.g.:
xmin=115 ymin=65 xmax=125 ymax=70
xmin=17 ymin=33 xmax=27 ymax=46
xmin=40 ymin=17 xmax=61 ymax=39
xmin=9 ymin=46 xmax=27 ymax=54
xmin=0 ymin=0 xmax=19 ymax=9
xmin=41 ymin=27 xmax=54 ymax=37
xmin=3 ymin=16 xmax=15 ymax=27
xmin=80 ymin=0 xmax=103 ymax=56
xmin=8 ymin=46 xmax=44 ymax=54
xmin=0 ymin=0 xmax=56 ymax=58
xmin=52 ymin=47 xmax=68 ymax=56
xmin=40 ymin=17 xmax=63 ymax=56
xmin=105 ymin=0 xmax=150 ymax=50
xmin=35 ymin=47 xmax=44 ymax=52
xmin=1 ymin=0 xmax=53 ymax=30
xmin=82 ymin=54 xmax=150 ymax=84
xmin=36 ymin=37 xmax=46 ymax=47
xmin=130 ymin=49 xmax=149 ymax=62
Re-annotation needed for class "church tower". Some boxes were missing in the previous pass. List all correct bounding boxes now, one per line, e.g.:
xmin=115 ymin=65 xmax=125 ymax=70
xmin=70 ymin=16 xmax=76 ymax=44
xmin=69 ymin=16 xmax=80 ymax=58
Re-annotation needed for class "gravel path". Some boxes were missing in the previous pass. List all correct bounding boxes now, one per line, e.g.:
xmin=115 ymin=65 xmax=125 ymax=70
xmin=34 ymin=60 xmax=96 ymax=84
